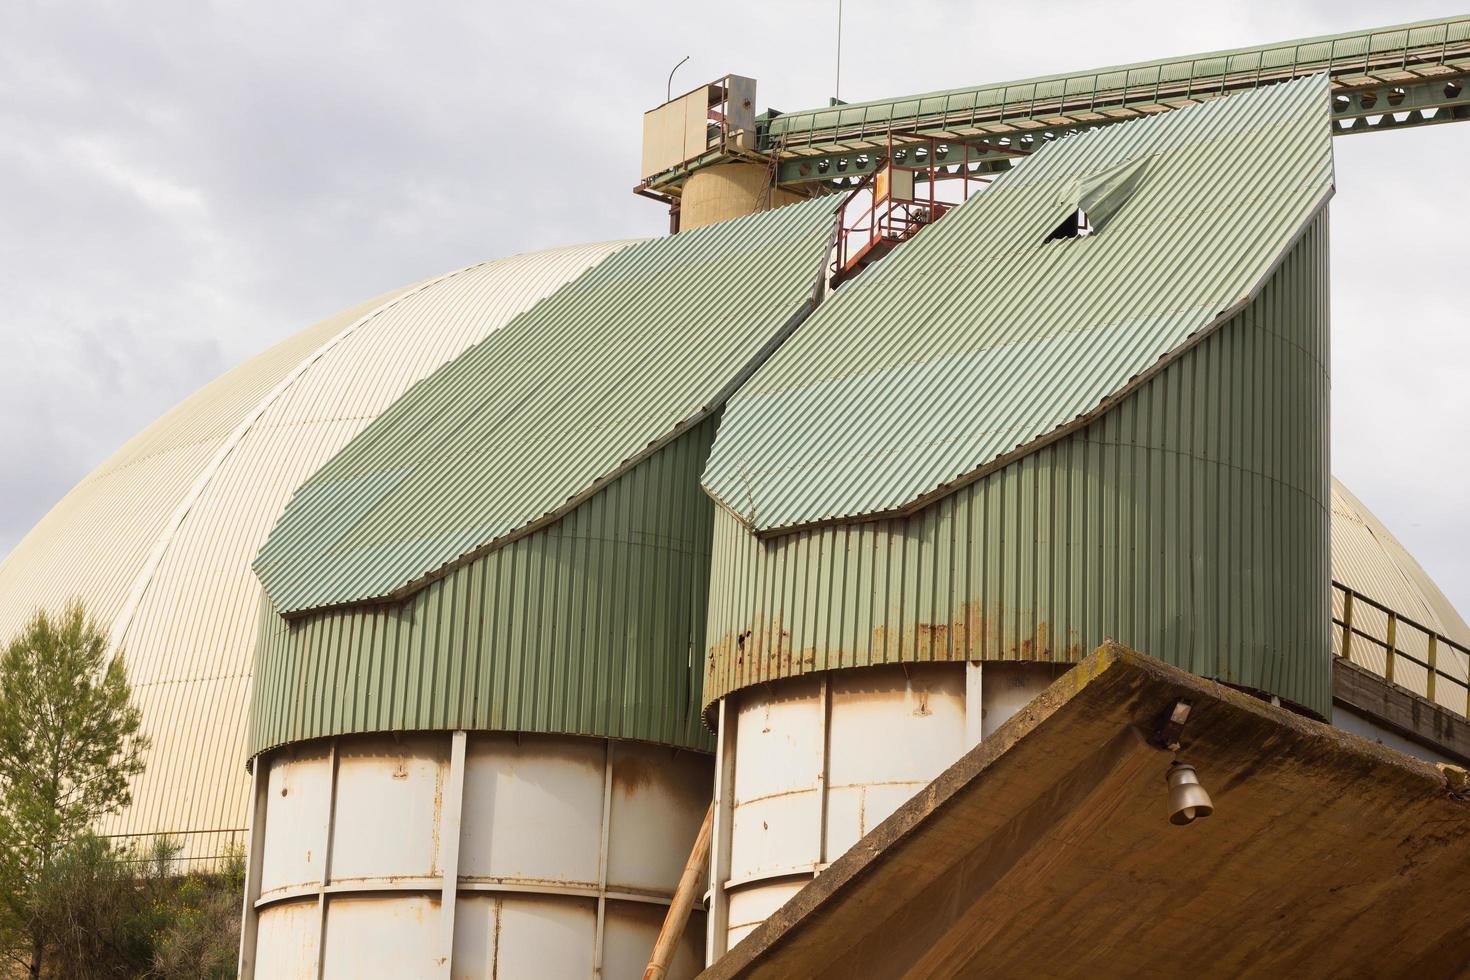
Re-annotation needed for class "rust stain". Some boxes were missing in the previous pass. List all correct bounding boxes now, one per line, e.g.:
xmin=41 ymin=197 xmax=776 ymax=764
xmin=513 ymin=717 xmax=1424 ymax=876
xmin=491 ymin=897 xmax=502 ymax=980
xmin=612 ymin=753 xmax=655 ymax=794
xmin=918 ymin=622 xmax=950 ymax=650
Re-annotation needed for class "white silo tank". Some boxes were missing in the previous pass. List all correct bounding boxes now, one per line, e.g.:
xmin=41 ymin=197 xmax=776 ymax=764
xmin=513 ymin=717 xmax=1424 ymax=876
xmin=243 ymin=732 xmax=710 ymax=979
xmin=706 ymin=662 xmax=1063 ymax=955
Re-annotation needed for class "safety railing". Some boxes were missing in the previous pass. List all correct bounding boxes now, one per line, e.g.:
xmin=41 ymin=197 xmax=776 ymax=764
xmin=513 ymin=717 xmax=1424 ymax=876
xmin=1332 ymin=579 xmax=1470 ymax=716
xmin=763 ymin=17 xmax=1470 ymax=187
xmin=828 ymin=136 xmax=993 ymax=287
xmin=769 ymin=17 xmax=1470 ymax=151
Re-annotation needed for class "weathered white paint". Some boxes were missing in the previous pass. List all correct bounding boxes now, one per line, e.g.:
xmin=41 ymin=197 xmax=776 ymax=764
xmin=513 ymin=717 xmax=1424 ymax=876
xmin=241 ymin=731 xmax=710 ymax=979
xmin=710 ymin=661 xmax=1065 ymax=954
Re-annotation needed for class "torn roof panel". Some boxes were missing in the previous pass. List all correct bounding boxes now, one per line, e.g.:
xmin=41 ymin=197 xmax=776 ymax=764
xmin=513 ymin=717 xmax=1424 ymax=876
xmin=701 ymin=75 xmax=1334 ymax=534
xmin=255 ymin=196 xmax=836 ymax=615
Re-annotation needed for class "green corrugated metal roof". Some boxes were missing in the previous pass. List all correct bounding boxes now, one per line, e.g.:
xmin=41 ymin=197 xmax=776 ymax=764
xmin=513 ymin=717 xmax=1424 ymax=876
xmin=255 ymin=196 xmax=836 ymax=614
xmin=250 ymin=419 xmax=721 ymax=757
xmin=703 ymin=74 xmax=1334 ymax=534
xmin=766 ymin=16 xmax=1467 ymax=142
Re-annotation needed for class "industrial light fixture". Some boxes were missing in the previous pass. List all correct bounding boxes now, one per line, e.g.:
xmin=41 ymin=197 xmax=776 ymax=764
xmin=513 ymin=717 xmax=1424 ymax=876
xmin=1166 ymin=762 xmax=1214 ymax=826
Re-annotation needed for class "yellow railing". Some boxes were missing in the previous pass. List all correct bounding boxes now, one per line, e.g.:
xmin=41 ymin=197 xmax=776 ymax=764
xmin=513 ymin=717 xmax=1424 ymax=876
xmin=1332 ymin=579 xmax=1470 ymax=716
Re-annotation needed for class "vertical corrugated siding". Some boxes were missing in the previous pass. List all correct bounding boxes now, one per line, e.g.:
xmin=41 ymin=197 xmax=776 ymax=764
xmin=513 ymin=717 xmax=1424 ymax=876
xmin=249 ymin=418 xmax=719 ymax=758
xmin=704 ymin=214 xmax=1331 ymax=718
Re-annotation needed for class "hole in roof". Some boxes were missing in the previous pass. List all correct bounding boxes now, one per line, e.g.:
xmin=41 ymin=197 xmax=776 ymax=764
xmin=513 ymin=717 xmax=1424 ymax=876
xmin=1046 ymin=155 xmax=1150 ymax=242
xmin=1048 ymin=209 xmax=1094 ymax=240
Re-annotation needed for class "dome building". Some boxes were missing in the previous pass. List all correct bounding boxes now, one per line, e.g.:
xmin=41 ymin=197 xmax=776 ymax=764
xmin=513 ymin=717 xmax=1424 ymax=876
xmin=0 ymin=241 xmax=632 ymax=865
xmin=240 ymin=198 xmax=836 ymax=977
xmin=0 ymin=59 xmax=1465 ymax=980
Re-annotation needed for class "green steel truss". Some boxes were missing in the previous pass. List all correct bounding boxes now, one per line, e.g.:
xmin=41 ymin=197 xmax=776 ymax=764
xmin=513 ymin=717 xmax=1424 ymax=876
xmin=645 ymin=16 xmax=1470 ymax=193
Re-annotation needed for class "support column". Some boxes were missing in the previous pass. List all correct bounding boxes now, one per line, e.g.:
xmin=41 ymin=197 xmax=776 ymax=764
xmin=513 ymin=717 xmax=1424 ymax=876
xmin=965 ymin=662 xmax=985 ymax=748
xmin=237 ymin=761 xmax=270 ymax=980
xmin=314 ymin=741 xmax=340 ymax=980
xmin=707 ymin=699 xmax=737 ymax=963
xmin=593 ymin=739 xmax=614 ymax=977
xmin=438 ymin=731 xmax=467 ymax=978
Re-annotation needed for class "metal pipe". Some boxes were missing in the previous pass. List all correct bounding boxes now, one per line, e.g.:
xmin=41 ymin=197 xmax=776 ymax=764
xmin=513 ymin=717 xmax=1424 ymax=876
xmin=644 ymin=803 xmax=714 ymax=980
xmin=667 ymin=56 xmax=690 ymax=104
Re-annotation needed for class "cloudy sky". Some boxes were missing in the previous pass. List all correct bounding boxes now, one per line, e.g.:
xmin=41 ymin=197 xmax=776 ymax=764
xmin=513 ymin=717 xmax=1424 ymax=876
xmin=2 ymin=1 xmax=1466 ymax=616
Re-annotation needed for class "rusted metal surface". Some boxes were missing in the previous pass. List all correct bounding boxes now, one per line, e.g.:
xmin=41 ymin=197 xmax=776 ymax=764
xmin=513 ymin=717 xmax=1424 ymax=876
xmin=699 ymin=645 xmax=1470 ymax=980
xmin=645 ymin=803 xmax=714 ymax=980
xmin=708 ymin=662 xmax=1061 ymax=956
xmin=241 ymin=731 xmax=711 ymax=979
xmin=703 ymin=213 xmax=1332 ymax=718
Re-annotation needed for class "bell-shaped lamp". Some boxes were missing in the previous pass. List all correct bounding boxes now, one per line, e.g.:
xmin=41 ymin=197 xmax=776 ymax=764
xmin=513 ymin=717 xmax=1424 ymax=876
xmin=1166 ymin=762 xmax=1214 ymax=826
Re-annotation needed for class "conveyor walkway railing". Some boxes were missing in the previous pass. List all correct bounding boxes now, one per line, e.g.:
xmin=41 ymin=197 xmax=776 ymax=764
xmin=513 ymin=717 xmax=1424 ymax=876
xmin=762 ymin=16 xmax=1470 ymax=188
xmin=1332 ymin=579 xmax=1470 ymax=717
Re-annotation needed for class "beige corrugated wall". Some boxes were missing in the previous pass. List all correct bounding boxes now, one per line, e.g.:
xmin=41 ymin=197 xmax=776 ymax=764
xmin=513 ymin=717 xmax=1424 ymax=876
xmin=1330 ymin=478 xmax=1470 ymax=645
xmin=0 ymin=241 xmax=633 ymax=865
xmin=1329 ymin=477 xmax=1470 ymax=711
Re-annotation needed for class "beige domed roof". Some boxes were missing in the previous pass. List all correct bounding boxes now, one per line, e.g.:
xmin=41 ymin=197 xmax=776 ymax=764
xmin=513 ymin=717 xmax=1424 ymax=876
xmin=0 ymin=240 xmax=633 ymax=865
xmin=1330 ymin=477 xmax=1470 ymax=645
xmin=1330 ymin=476 xmax=1469 ymax=712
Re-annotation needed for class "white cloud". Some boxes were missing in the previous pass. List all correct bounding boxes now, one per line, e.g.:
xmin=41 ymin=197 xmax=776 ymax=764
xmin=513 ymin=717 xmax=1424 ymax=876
xmin=0 ymin=0 xmax=1466 ymax=617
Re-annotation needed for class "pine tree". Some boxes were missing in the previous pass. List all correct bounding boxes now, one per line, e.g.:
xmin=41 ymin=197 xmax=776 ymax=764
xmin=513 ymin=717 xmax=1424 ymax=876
xmin=0 ymin=602 xmax=148 ymax=979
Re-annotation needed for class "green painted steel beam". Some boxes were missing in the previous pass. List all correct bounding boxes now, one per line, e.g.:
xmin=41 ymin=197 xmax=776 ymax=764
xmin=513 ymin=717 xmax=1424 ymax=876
xmin=643 ymin=17 xmax=1470 ymax=194
xmin=773 ymin=71 xmax=1470 ymax=189
xmin=764 ymin=14 xmax=1470 ymax=188
xmin=647 ymin=15 xmax=1463 ymax=194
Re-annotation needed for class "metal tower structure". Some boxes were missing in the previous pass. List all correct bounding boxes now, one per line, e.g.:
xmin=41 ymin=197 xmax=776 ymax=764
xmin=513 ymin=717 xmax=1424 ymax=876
xmin=637 ymin=15 xmax=1470 ymax=211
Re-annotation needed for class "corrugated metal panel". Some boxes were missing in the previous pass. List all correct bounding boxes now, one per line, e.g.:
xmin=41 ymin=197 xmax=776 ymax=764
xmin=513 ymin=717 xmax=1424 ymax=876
xmin=254 ymin=196 xmax=836 ymax=615
xmin=703 ymin=75 xmax=1334 ymax=534
xmin=0 ymin=241 xmax=630 ymax=866
xmin=766 ymin=17 xmax=1469 ymax=142
xmin=1329 ymin=478 xmax=1470 ymax=709
xmin=249 ymin=419 xmax=719 ymax=758
xmin=704 ymin=214 xmax=1332 ymax=717
xmin=1329 ymin=479 xmax=1470 ymax=647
